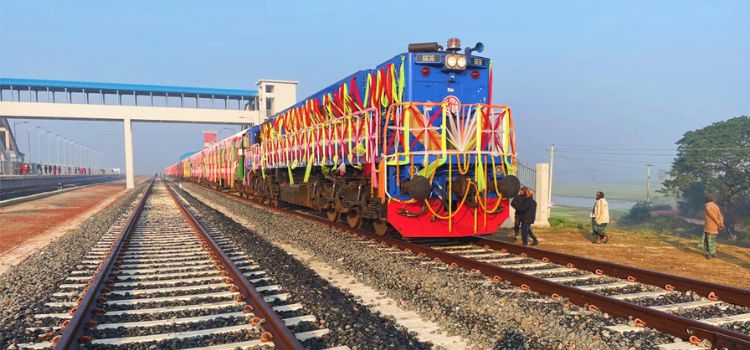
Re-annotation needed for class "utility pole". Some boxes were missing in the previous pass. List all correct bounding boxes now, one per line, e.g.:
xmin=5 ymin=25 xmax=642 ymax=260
xmin=63 ymin=138 xmax=69 ymax=166
xmin=56 ymin=135 xmax=61 ymax=165
xmin=646 ymin=164 xmax=653 ymax=203
xmin=27 ymin=127 xmax=31 ymax=163
xmin=548 ymin=144 xmax=555 ymax=217
xmin=47 ymin=131 xmax=51 ymax=163
xmin=35 ymin=127 xmax=43 ymax=164
xmin=12 ymin=121 xmax=28 ymax=146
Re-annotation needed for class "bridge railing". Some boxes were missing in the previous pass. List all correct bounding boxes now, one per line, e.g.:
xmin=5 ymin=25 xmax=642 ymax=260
xmin=0 ymin=160 xmax=117 ymax=176
xmin=0 ymin=78 xmax=259 ymax=111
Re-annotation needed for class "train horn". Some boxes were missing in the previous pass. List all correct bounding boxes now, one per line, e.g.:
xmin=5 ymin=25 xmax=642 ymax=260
xmin=465 ymin=42 xmax=484 ymax=55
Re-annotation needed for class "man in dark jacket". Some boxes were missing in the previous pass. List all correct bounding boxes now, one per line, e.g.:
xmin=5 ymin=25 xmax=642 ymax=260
xmin=511 ymin=187 xmax=539 ymax=246
xmin=511 ymin=187 xmax=527 ymax=241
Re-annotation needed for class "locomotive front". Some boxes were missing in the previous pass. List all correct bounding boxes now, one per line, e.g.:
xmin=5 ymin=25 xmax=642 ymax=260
xmin=383 ymin=38 xmax=520 ymax=237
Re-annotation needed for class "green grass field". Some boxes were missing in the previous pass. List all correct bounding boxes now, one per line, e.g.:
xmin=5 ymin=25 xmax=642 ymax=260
xmin=550 ymin=206 xmax=750 ymax=246
xmin=549 ymin=205 xmax=628 ymax=229
xmin=555 ymin=182 xmax=676 ymax=206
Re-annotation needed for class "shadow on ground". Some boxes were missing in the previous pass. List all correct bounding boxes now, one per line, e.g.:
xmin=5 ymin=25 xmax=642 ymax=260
xmin=658 ymin=233 xmax=750 ymax=271
xmin=492 ymin=329 xmax=529 ymax=350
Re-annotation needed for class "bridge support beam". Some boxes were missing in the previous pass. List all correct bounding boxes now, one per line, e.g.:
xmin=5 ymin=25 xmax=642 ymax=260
xmin=123 ymin=118 xmax=134 ymax=189
xmin=533 ymin=163 xmax=551 ymax=228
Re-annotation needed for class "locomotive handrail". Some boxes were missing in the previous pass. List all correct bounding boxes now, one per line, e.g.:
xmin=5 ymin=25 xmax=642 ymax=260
xmin=382 ymin=102 xmax=515 ymax=156
xmin=247 ymin=108 xmax=380 ymax=179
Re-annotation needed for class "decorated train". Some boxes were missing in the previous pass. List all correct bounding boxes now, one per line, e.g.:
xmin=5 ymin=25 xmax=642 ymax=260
xmin=166 ymin=38 xmax=520 ymax=238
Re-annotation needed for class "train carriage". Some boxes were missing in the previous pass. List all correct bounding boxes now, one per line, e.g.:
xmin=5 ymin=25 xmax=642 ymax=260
xmin=167 ymin=38 xmax=520 ymax=238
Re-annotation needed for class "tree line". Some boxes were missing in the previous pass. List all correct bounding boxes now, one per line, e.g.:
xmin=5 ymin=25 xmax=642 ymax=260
xmin=662 ymin=116 xmax=749 ymax=240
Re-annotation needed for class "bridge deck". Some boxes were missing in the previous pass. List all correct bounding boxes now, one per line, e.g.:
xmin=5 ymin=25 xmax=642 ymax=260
xmin=0 ymin=78 xmax=257 ymax=110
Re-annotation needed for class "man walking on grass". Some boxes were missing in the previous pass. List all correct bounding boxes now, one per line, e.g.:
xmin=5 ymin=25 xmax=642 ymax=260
xmin=592 ymin=191 xmax=610 ymax=244
xmin=703 ymin=194 xmax=724 ymax=259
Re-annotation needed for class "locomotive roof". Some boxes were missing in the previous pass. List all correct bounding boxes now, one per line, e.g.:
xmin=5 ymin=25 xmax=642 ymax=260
xmin=263 ymin=52 xmax=405 ymax=125
xmin=264 ymin=49 xmax=490 ymax=126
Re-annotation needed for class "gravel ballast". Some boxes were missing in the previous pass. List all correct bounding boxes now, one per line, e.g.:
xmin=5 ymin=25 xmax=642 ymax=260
xmin=0 ymin=182 xmax=148 ymax=348
xmin=171 ymin=185 xmax=430 ymax=350
xmin=177 ymin=182 xmax=682 ymax=349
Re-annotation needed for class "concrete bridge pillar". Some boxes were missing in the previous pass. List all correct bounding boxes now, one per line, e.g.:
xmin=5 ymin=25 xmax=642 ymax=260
xmin=123 ymin=118 xmax=134 ymax=189
xmin=533 ymin=163 xmax=551 ymax=228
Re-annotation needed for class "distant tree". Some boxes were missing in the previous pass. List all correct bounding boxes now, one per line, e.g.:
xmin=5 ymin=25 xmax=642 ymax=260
xmin=621 ymin=201 xmax=652 ymax=225
xmin=662 ymin=116 xmax=750 ymax=240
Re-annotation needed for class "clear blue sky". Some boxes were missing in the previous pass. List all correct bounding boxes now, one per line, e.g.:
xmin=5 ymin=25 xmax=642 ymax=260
xmin=1 ymin=1 xmax=748 ymax=185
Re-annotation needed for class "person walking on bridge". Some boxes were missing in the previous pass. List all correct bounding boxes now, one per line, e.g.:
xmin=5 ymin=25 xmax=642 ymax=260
xmin=703 ymin=194 xmax=724 ymax=259
xmin=591 ymin=191 xmax=610 ymax=244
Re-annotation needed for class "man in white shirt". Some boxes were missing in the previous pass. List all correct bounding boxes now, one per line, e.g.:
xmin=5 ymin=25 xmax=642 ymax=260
xmin=591 ymin=191 xmax=610 ymax=244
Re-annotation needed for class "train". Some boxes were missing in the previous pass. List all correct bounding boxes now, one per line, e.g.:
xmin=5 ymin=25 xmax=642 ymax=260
xmin=166 ymin=38 xmax=520 ymax=238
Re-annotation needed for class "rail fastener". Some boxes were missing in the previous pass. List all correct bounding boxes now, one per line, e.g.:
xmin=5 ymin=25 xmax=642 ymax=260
xmin=179 ymin=181 xmax=750 ymax=350
xmin=165 ymin=184 xmax=305 ymax=350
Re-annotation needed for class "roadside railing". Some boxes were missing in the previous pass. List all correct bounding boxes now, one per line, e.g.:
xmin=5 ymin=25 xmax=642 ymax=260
xmin=516 ymin=159 xmax=536 ymax=190
xmin=0 ymin=160 xmax=116 ymax=176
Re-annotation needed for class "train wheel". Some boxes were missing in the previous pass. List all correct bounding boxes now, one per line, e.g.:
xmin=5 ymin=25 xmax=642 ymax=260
xmin=346 ymin=211 xmax=363 ymax=228
xmin=373 ymin=220 xmax=389 ymax=236
xmin=326 ymin=209 xmax=340 ymax=222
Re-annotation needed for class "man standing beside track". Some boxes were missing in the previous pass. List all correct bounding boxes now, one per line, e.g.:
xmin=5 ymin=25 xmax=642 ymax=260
xmin=592 ymin=191 xmax=610 ymax=244
xmin=703 ymin=194 xmax=724 ymax=259
xmin=511 ymin=187 xmax=539 ymax=246
xmin=511 ymin=188 xmax=527 ymax=241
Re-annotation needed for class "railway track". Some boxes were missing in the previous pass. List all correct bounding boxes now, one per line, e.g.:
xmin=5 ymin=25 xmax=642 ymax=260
xmin=20 ymin=180 xmax=343 ymax=350
xmin=409 ymin=238 xmax=750 ymax=350
xmin=184 ymin=181 xmax=750 ymax=350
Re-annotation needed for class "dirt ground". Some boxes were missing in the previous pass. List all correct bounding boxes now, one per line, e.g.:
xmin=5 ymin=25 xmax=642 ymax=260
xmin=491 ymin=226 xmax=750 ymax=290
xmin=0 ymin=180 xmax=132 ymax=274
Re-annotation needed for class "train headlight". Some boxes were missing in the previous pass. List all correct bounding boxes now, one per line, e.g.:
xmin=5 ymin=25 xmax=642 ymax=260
xmin=457 ymin=56 xmax=467 ymax=68
xmin=445 ymin=54 xmax=467 ymax=70
xmin=446 ymin=55 xmax=458 ymax=68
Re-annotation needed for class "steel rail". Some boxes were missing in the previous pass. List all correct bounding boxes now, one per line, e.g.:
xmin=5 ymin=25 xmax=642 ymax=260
xmin=394 ymin=240 xmax=750 ymax=350
xmin=165 ymin=184 xmax=305 ymax=350
xmin=53 ymin=178 xmax=155 ymax=350
xmin=182 ymin=182 xmax=750 ymax=350
xmin=474 ymin=237 xmax=750 ymax=308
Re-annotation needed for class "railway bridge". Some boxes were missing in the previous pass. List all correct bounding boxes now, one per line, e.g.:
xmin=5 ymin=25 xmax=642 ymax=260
xmin=0 ymin=78 xmax=298 ymax=188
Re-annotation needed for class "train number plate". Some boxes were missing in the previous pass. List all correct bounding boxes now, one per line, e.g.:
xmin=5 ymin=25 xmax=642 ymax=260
xmin=416 ymin=53 xmax=443 ymax=64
